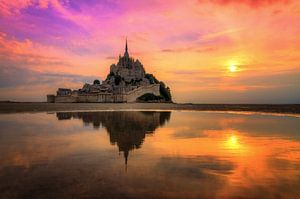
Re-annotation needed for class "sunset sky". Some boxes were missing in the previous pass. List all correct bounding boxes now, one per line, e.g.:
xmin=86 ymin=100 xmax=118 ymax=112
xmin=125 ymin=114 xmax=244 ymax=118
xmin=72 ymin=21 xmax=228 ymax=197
xmin=0 ymin=0 xmax=299 ymax=103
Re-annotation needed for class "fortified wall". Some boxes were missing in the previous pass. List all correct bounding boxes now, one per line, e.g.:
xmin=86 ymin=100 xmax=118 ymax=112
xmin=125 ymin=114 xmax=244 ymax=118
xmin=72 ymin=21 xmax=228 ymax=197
xmin=48 ymin=84 xmax=160 ymax=103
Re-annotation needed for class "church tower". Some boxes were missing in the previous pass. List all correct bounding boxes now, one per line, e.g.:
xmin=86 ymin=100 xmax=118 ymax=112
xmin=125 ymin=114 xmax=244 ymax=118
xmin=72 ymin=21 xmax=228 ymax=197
xmin=124 ymin=38 xmax=129 ymax=58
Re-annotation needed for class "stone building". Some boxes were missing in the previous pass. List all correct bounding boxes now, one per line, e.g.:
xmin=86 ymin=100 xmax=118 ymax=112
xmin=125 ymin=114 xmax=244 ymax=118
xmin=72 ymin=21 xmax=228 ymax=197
xmin=47 ymin=40 xmax=172 ymax=103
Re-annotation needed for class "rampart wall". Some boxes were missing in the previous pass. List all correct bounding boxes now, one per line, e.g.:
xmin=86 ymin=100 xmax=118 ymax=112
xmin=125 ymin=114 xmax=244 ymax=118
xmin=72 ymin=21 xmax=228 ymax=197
xmin=49 ymin=84 xmax=160 ymax=103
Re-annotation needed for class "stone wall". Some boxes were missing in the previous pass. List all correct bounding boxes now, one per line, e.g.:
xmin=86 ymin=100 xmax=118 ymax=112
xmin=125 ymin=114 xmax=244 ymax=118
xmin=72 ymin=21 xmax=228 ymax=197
xmin=53 ymin=84 xmax=159 ymax=103
xmin=55 ymin=95 xmax=78 ymax=103
xmin=54 ymin=93 xmax=127 ymax=103
xmin=126 ymin=84 xmax=160 ymax=102
xmin=47 ymin=95 xmax=55 ymax=103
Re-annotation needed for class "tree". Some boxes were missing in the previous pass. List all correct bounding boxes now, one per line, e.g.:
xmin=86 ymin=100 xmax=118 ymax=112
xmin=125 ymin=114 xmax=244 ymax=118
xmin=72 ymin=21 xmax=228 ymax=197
xmin=145 ymin=73 xmax=159 ymax=84
xmin=137 ymin=93 xmax=163 ymax=101
xmin=114 ymin=75 xmax=122 ymax=85
xmin=145 ymin=73 xmax=172 ymax=102
xmin=105 ymin=72 xmax=115 ymax=80
xmin=158 ymin=81 xmax=172 ymax=102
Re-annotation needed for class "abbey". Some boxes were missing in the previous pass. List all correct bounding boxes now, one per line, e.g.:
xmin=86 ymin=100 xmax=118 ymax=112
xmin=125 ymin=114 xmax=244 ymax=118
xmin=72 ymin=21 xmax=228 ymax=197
xmin=47 ymin=40 xmax=172 ymax=103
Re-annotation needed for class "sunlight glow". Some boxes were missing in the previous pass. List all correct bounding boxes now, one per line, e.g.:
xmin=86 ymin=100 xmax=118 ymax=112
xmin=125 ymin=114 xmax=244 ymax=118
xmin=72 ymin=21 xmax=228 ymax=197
xmin=226 ymin=134 xmax=241 ymax=150
xmin=230 ymin=135 xmax=238 ymax=145
xmin=229 ymin=64 xmax=237 ymax=73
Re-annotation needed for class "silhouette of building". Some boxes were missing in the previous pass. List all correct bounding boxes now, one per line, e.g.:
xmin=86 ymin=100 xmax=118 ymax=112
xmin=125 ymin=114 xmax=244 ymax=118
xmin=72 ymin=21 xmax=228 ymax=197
xmin=47 ymin=40 xmax=172 ymax=103
xmin=56 ymin=111 xmax=171 ymax=165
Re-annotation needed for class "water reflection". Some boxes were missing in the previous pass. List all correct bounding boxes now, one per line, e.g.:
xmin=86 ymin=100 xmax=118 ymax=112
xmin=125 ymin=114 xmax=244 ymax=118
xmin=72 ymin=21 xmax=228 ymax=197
xmin=0 ymin=111 xmax=299 ymax=198
xmin=56 ymin=111 xmax=171 ymax=165
xmin=226 ymin=134 xmax=239 ymax=149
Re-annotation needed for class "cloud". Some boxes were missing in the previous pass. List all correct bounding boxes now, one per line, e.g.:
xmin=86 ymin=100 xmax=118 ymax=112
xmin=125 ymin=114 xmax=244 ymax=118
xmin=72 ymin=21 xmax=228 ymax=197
xmin=0 ymin=31 xmax=73 ymax=69
xmin=156 ymin=156 xmax=235 ymax=177
xmin=0 ymin=0 xmax=33 ymax=16
xmin=105 ymin=56 xmax=116 ymax=60
xmin=0 ymin=65 xmax=98 ymax=101
xmin=164 ymin=68 xmax=300 ymax=103
xmin=162 ymin=46 xmax=218 ymax=53
xmin=0 ymin=65 xmax=98 ymax=89
xmin=198 ymin=0 xmax=292 ymax=8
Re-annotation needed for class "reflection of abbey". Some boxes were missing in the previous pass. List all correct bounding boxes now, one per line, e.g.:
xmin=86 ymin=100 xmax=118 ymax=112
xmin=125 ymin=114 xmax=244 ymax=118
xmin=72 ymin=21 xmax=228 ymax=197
xmin=47 ymin=40 xmax=172 ymax=103
xmin=56 ymin=111 xmax=171 ymax=165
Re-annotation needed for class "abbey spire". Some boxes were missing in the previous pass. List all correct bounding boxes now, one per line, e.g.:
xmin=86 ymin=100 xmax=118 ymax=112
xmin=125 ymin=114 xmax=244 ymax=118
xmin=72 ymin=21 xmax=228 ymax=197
xmin=124 ymin=38 xmax=129 ymax=58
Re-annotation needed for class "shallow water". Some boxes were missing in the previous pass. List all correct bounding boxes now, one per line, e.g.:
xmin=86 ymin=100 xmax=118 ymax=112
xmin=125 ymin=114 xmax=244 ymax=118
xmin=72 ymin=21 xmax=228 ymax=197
xmin=0 ymin=111 xmax=299 ymax=199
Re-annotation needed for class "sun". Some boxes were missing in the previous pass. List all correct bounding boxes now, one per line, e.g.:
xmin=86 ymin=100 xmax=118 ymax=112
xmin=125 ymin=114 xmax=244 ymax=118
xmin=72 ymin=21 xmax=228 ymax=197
xmin=229 ymin=64 xmax=237 ymax=73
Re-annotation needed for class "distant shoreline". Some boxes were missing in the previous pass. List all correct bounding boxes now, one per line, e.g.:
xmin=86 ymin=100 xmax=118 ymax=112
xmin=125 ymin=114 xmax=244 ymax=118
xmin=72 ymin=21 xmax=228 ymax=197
xmin=0 ymin=102 xmax=300 ymax=115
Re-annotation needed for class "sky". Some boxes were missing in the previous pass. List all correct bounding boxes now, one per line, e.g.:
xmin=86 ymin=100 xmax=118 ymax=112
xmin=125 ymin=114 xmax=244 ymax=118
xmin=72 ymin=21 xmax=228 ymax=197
xmin=0 ymin=0 xmax=299 ymax=103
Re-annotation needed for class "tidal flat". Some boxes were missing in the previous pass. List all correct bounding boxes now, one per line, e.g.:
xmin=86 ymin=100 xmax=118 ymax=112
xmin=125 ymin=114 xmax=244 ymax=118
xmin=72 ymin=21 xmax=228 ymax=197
xmin=0 ymin=102 xmax=300 ymax=114
xmin=0 ymin=110 xmax=300 ymax=199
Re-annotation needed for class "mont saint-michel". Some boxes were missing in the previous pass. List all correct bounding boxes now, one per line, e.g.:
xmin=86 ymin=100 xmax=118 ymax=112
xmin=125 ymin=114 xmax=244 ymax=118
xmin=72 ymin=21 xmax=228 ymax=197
xmin=47 ymin=40 xmax=172 ymax=103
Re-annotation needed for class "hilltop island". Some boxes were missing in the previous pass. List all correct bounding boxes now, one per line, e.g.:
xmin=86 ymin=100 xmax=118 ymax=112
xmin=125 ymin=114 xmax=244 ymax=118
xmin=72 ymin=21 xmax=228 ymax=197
xmin=47 ymin=40 xmax=172 ymax=103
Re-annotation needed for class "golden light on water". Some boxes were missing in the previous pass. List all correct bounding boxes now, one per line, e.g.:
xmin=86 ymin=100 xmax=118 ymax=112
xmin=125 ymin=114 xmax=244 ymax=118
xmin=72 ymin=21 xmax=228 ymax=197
xmin=2 ymin=111 xmax=300 ymax=199
xmin=230 ymin=135 xmax=238 ymax=145
xmin=226 ymin=133 xmax=241 ymax=150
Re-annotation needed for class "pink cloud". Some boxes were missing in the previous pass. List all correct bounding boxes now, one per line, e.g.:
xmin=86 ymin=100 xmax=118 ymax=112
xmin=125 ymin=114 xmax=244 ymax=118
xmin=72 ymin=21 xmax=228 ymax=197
xmin=0 ymin=0 xmax=33 ymax=16
xmin=198 ymin=0 xmax=291 ymax=8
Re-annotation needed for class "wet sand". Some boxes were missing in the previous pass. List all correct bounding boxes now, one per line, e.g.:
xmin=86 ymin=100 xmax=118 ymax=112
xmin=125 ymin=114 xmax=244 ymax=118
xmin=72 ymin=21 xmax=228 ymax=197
xmin=0 ymin=102 xmax=299 ymax=114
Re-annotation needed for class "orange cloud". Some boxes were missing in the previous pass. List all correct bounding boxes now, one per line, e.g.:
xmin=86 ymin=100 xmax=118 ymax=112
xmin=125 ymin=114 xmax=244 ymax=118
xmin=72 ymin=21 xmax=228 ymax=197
xmin=198 ymin=0 xmax=291 ymax=8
